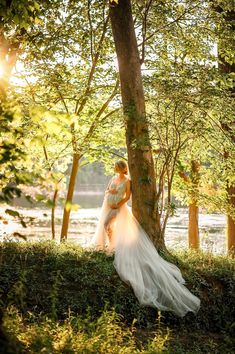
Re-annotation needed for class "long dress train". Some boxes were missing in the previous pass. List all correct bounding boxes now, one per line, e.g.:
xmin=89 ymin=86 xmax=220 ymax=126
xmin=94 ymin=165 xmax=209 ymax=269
xmin=89 ymin=180 xmax=200 ymax=318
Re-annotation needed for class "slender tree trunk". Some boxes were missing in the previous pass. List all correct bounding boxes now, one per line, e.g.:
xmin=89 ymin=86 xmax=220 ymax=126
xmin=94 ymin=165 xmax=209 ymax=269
xmin=227 ymin=186 xmax=235 ymax=256
xmin=179 ymin=160 xmax=200 ymax=250
xmin=51 ymin=187 xmax=58 ymax=240
xmin=188 ymin=160 xmax=200 ymax=250
xmin=60 ymin=153 xmax=80 ymax=242
xmin=189 ymin=202 xmax=199 ymax=249
xmin=109 ymin=0 xmax=164 ymax=249
xmin=42 ymin=145 xmax=59 ymax=240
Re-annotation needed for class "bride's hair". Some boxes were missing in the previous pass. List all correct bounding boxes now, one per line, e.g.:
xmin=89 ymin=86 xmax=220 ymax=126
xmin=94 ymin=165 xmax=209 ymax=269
xmin=115 ymin=160 xmax=128 ymax=175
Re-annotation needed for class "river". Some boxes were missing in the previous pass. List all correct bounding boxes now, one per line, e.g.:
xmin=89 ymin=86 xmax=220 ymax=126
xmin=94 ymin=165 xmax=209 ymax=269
xmin=0 ymin=192 xmax=227 ymax=255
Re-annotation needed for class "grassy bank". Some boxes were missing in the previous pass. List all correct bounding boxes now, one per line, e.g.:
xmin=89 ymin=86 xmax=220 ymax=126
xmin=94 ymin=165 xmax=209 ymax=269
xmin=0 ymin=241 xmax=234 ymax=353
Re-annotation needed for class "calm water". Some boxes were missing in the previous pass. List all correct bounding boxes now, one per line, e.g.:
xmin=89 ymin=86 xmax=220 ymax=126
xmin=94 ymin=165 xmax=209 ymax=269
xmin=0 ymin=192 xmax=227 ymax=255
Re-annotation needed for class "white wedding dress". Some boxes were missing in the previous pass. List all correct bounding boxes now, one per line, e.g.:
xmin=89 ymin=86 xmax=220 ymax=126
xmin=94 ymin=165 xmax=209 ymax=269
xmin=89 ymin=178 xmax=200 ymax=317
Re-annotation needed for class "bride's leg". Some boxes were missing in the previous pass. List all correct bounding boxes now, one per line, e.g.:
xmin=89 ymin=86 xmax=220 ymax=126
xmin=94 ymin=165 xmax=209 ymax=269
xmin=104 ymin=209 xmax=118 ymax=244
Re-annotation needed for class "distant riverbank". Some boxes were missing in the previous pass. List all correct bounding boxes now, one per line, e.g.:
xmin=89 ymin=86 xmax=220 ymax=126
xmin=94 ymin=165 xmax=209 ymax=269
xmin=0 ymin=204 xmax=226 ymax=255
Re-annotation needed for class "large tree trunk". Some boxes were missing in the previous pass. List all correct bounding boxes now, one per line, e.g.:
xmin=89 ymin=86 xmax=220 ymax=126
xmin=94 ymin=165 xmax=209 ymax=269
xmin=109 ymin=0 xmax=164 ymax=249
xmin=216 ymin=6 xmax=235 ymax=256
xmin=60 ymin=153 xmax=80 ymax=242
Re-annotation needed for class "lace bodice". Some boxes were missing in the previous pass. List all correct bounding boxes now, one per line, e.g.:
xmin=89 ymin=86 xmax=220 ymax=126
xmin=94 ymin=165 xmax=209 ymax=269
xmin=106 ymin=179 xmax=127 ymax=206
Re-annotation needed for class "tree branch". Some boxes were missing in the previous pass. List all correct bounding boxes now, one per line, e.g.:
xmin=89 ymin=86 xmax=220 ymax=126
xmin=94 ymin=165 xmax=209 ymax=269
xmin=87 ymin=0 xmax=94 ymax=61
xmin=140 ymin=0 xmax=153 ymax=65
xmin=74 ymin=14 xmax=110 ymax=116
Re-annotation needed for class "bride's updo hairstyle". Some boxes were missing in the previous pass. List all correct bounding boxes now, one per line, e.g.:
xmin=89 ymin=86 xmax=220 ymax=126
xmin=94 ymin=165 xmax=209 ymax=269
xmin=115 ymin=160 xmax=128 ymax=175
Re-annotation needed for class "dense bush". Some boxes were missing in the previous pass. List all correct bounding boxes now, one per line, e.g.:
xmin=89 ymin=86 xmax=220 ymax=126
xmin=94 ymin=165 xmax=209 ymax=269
xmin=0 ymin=241 xmax=234 ymax=353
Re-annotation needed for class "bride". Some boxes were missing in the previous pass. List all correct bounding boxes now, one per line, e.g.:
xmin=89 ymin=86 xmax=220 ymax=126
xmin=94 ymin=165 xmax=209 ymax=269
xmin=90 ymin=160 xmax=200 ymax=317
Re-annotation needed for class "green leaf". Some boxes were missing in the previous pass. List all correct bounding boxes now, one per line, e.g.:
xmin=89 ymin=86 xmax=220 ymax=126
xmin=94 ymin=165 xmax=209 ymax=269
xmin=5 ymin=209 xmax=20 ymax=218
xmin=35 ymin=194 xmax=46 ymax=202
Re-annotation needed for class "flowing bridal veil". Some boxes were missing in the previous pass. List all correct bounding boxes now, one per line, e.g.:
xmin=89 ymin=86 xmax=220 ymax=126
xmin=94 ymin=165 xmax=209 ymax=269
xmin=89 ymin=183 xmax=200 ymax=318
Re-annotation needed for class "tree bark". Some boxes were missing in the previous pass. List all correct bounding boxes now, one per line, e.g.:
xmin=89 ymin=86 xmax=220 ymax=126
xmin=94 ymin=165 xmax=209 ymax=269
xmin=188 ymin=160 xmax=200 ymax=250
xmin=109 ymin=0 xmax=164 ymax=249
xmin=60 ymin=153 xmax=80 ymax=242
xmin=216 ymin=6 xmax=235 ymax=256
xmin=189 ymin=202 xmax=199 ymax=249
xmin=227 ymin=186 xmax=235 ymax=256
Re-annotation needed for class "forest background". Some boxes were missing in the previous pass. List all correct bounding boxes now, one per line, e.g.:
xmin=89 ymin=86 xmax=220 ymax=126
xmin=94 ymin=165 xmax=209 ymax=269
xmin=1 ymin=0 xmax=234 ymax=254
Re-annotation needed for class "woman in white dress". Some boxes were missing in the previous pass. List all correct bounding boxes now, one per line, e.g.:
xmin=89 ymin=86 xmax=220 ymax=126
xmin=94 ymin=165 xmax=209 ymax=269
xmin=90 ymin=160 xmax=200 ymax=317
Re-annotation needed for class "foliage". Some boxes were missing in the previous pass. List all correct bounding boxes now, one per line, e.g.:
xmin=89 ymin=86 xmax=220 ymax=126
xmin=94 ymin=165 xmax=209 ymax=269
xmin=0 ymin=0 xmax=52 ymax=205
xmin=13 ymin=0 xmax=123 ymax=159
xmin=2 ymin=306 xmax=170 ymax=354
xmin=132 ymin=0 xmax=235 ymax=228
xmin=5 ymin=0 xmax=126 ymax=216
xmin=0 ymin=102 xmax=30 ymax=203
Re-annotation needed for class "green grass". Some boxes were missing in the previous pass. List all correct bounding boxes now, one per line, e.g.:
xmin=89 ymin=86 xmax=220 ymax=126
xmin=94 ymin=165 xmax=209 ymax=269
xmin=0 ymin=241 xmax=234 ymax=353
xmin=2 ymin=306 xmax=171 ymax=353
